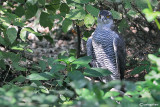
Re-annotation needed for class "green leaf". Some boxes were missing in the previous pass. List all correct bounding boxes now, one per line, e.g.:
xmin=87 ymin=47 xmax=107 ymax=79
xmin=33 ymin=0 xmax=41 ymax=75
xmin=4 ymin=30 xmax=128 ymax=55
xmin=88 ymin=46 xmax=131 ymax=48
xmin=72 ymin=0 xmax=90 ymax=4
xmin=45 ymin=95 xmax=58 ymax=103
xmin=86 ymin=5 xmax=99 ymax=17
xmin=131 ymin=65 xmax=150 ymax=75
xmin=70 ymin=79 xmax=88 ymax=89
xmin=0 ymin=60 xmax=6 ymax=70
xmin=84 ymin=68 xmax=103 ymax=77
xmin=26 ymin=48 xmax=33 ymax=53
xmin=39 ymin=60 xmax=46 ymax=72
xmin=50 ymin=14 xmax=63 ymax=24
xmin=27 ymin=72 xmax=54 ymax=80
xmin=150 ymin=0 xmax=159 ymax=6
xmin=43 ymin=35 xmax=54 ymax=44
xmin=68 ymin=56 xmax=76 ymax=62
xmin=69 ymin=49 xmax=76 ymax=56
xmin=40 ymin=12 xmax=53 ymax=29
xmin=107 ymin=0 xmax=122 ymax=3
xmin=50 ymin=64 xmax=66 ymax=73
xmin=84 ymin=14 xmax=95 ymax=28
xmin=104 ymin=91 xmax=120 ymax=99
xmin=6 ymin=27 xmax=17 ymax=44
xmin=118 ymin=19 xmax=129 ymax=32
xmin=135 ymin=0 xmax=148 ymax=10
xmin=66 ymin=8 xmax=86 ymax=20
xmin=83 ymin=31 xmax=92 ymax=41
xmin=62 ymin=18 xmax=72 ymax=33
xmin=72 ymin=56 xmax=91 ymax=68
xmin=19 ymin=29 xmax=26 ymax=41
xmin=11 ymin=75 xmax=26 ymax=83
xmin=76 ymin=20 xmax=84 ymax=27
xmin=151 ymin=90 xmax=160 ymax=101
xmin=142 ymin=9 xmax=160 ymax=22
xmin=60 ymin=3 xmax=70 ymax=14
xmin=0 ymin=35 xmax=6 ymax=46
xmin=20 ymin=27 xmax=41 ymax=41
xmin=15 ymin=6 xmax=25 ymax=17
xmin=38 ymin=0 xmax=45 ymax=5
xmin=124 ymin=81 xmax=136 ymax=91
xmin=26 ymin=0 xmax=38 ymax=5
xmin=25 ymin=3 xmax=38 ymax=19
xmin=51 ymin=0 xmax=60 ymax=4
xmin=148 ymin=54 xmax=158 ymax=63
xmin=11 ymin=46 xmax=24 ymax=51
xmin=15 ymin=0 xmax=25 ymax=3
xmin=13 ymin=18 xmax=25 ymax=27
xmin=123 ymin=0 xmax=131 ymax=9
xmin=84 ymin=68 xmax=111 ymax=77
xmin=39 ymin=86 xmax=49 ymax=94
xmin=110 ymin=10 xmax=122 ymax=20
xmin=68 ymin=70 xmax=84 ymax=80
xmin=51 ymin=0 xmax=60 ymax=10
xmin=12 ymin=63 xmax=26 ymax=71
xmin=127 ymin=10 xmax=137 ymax=17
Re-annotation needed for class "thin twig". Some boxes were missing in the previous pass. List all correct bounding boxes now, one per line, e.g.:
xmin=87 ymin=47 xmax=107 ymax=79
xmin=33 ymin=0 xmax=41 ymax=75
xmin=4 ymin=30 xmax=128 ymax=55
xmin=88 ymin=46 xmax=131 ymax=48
xmin=131 ymin=4 xmax=148 ymax=23
xmin=3 ymin=65 xmax=11 ymax=83
xmin=76 ymin=24 xmax=81 ymax=58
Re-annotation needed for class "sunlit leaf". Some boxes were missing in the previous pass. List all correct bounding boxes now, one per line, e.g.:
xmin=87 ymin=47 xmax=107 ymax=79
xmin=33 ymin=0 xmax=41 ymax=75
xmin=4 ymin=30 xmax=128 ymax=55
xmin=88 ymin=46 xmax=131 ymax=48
xmin=62 ymin=18 xmax=72 ymax=33
xmin=110 ymin=10 xmax=122 ymax=20
xmin=66 ymin=8 xmax=86 ymax=20
xmin=11 ymin=46 xmax=24 ymax=51
xmin=84 ymin=14 xmax=95 ymax=28
xmin=20 ymin=27 xmax=41 ymax=41
xmin=142 ymin=8 xmax=160 ymax=22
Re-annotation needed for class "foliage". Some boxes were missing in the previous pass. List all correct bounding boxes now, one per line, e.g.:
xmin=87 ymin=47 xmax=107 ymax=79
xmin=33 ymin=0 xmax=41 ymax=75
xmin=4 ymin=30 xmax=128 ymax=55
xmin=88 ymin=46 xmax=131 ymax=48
xmin=0 ymin=0 xmax=160 ymax=107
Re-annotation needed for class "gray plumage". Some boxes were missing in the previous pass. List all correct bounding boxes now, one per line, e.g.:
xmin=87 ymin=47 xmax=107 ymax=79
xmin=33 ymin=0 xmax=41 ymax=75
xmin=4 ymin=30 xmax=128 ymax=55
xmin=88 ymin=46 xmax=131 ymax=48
xmin=86 ymin=10 xmax=126 ymax=83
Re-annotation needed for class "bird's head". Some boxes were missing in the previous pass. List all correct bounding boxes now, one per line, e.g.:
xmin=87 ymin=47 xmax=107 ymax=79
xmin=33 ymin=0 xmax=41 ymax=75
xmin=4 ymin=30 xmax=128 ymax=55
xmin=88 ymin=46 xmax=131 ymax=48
xmin=97 ymin=10 xmax=113 ymax=28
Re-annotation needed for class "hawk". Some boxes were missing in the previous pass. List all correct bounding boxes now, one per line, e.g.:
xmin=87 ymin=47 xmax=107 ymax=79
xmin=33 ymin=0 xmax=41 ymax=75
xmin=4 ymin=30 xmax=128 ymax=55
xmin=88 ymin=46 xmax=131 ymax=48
xmin=86 ymin=10 xmax=126 ymax=83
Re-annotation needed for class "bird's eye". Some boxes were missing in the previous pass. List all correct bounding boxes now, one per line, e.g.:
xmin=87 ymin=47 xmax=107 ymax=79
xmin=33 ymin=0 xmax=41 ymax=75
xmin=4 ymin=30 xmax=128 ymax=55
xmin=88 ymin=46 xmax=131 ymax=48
xmin=106 ymin=15 xmax=110 ymax=18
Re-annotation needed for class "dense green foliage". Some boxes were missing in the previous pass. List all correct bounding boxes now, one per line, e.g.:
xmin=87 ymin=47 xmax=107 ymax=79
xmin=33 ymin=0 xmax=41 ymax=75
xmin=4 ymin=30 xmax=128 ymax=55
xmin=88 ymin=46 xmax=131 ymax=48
xmin=0 ymin=0 xmax=160 ymax=106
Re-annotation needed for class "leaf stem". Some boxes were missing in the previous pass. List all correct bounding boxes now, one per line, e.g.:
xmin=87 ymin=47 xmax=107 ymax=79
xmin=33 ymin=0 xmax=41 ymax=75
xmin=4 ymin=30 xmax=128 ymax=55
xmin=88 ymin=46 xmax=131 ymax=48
xmin=154 ymin=19 xmax=160 ymax=30
xmin=146 ymin=0 xmax=153 ymax=11
xmin=146 ymin=0 xmax=160 ymax=30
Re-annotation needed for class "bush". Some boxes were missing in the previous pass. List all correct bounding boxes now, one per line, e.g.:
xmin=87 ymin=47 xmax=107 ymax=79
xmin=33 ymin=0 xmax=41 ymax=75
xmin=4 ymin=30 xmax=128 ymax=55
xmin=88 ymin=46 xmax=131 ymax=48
xmin=0 ymin=0 xmax=160 ymax=107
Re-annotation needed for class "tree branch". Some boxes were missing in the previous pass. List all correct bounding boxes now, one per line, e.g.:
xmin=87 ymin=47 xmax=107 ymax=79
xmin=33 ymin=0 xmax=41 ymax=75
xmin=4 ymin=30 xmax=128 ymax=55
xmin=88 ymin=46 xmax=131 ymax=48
xmin=76 ymin=25 xmax=81 ymax=58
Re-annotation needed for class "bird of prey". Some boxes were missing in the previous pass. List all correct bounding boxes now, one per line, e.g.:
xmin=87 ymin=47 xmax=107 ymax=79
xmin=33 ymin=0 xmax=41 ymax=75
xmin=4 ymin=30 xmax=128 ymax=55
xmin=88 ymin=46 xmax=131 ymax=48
xmin=86 ymin=10 xmax=126 ymax=83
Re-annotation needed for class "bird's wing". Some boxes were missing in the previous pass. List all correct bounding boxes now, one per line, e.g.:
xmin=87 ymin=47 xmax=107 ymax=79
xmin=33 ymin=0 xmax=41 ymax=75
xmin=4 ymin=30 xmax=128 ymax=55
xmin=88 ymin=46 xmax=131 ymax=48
xmin=86 ymin=34 xmax=99 ymax=68
xmin=86 ymin=36 xmax=93 ymax=57
xmin=113 ymin=35 xmax=126 ymax=80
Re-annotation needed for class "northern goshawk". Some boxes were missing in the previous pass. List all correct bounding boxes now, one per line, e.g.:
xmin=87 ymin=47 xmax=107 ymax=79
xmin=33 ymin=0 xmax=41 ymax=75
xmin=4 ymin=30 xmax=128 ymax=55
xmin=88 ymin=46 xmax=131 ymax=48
xmin=86 ymin=10 xmax=126 ymax=83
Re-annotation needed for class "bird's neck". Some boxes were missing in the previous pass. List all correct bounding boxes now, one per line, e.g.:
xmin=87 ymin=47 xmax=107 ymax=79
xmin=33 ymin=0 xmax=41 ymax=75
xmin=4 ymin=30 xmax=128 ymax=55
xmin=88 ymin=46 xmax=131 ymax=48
xmin=97 ymin=20 xmax=114 ymax=30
